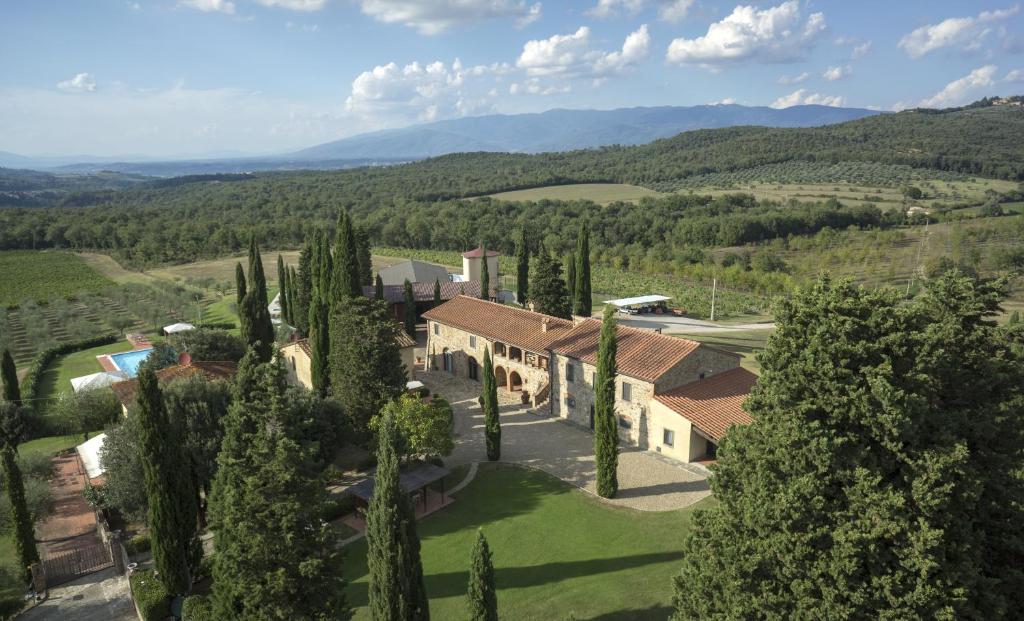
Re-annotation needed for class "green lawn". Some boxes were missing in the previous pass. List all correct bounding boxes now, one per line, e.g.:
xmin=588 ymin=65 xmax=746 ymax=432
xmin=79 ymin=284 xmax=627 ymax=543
xmin=34 ymin=340 xmax=136 ymax=406
xmin=0 ymin=251 xmax=113 ymax=306
xmin=343 ymin=464 xmax=713 ymax=620
xmin=672 ymin=329 xmax=772 ymax=373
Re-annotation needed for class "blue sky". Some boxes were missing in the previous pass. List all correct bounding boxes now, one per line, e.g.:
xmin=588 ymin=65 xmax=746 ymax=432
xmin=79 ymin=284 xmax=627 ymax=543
xmin=1 ymin=0 xmax=1022 ymax=157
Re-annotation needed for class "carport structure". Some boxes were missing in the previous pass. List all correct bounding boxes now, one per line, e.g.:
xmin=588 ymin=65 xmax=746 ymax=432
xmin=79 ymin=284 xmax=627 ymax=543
xmin=603 ymin=294 xmax=673 ymax=315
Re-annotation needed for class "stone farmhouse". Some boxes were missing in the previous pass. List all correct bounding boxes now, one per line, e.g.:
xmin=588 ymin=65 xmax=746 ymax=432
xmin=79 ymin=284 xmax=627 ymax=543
xmin=280 ymin=331 xmax=417 ymax=390
xmin=423 ymin=296 xmax=756 ymax=463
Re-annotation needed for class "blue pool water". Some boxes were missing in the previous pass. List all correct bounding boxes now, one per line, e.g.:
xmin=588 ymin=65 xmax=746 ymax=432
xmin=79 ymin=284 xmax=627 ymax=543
xmin=110 ymin=348 xmax=153 ymax=378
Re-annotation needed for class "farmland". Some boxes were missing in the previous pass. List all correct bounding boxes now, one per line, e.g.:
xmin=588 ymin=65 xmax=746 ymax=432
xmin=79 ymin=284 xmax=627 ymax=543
xmin=482 ymin=183 xmax=663 ymax=205
xmin=0 ymin=251 xmax=113 ymax=306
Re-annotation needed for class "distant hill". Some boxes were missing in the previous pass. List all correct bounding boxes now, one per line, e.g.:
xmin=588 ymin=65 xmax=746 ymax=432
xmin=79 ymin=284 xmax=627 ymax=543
xmin=291 ymin=104 xmax=882 ymax=160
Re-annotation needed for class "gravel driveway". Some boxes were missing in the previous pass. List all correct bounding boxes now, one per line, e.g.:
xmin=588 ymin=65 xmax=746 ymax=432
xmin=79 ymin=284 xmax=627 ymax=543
xmin=422 ymin=371 xmax=712 ymax=511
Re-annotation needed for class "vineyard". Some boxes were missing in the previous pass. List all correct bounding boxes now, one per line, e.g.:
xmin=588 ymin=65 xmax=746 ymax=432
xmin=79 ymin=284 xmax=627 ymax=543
xmin=0 ymin=250 xmax=113 ymax=306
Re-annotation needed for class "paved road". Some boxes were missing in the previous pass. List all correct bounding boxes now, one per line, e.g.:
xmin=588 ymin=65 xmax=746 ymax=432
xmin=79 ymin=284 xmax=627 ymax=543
xmin=421 ymin=371 xmax=712 ymax=512
xmin=19 ymin=568 xmax=134 ymax=621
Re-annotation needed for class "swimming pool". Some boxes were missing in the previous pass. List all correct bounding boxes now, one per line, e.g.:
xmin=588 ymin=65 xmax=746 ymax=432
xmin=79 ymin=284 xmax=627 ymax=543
xmin=109 ymin=348 xmax=153 ymax=378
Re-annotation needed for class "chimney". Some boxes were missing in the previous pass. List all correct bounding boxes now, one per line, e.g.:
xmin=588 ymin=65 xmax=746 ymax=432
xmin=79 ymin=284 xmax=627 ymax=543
xmin=178 ymin=352 xmax=192 ymax=367
xmin=541 ymin=318 xmax=549 ymax=333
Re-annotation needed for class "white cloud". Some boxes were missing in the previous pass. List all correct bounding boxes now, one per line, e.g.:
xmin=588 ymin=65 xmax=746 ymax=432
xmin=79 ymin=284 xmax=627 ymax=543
xmin=509 ymin=78 xmax=571 ymax=96
xmin=127 ymin=2 xmax=142 ymax=10
xmin=822 ymin=65 xmax=851 ymax=81
xmin=777 ymin=71 xmax=809 ymax=85
xmin=898 ymin=6 xmax=1020 ymax=58
xmin=918 ymin=65 xmax=997 ymax=108
xmin=57 ymin=73 xmax=97 ymax=93
xmin=711 ymin=97 xmax=737 ymax=105
xmin=666 ymin=0 xmax=826 ymax=68
xmin=771 ymin=89 xmax=845 ymax=108
xmin=256 ymin=0 xmax=326 ymax=9
xmin=517 ymin=25 xmax=650 ymax=78
xmin=1005 ymin=69 xmax=1024 ymax=82
xmin=357 ymin=0 xmax=541 ymax=35
xmin=180 ymin=0 xmax=235 ymax=13
xmin=588 ymin=0 xmax=692 ymax=22
xmin=850 ymin=41 xmax=871 ymax=60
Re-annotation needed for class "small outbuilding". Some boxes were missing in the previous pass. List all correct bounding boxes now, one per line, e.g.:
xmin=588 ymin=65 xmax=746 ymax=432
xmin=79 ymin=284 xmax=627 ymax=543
xmin=378 ymin=260 xmax=451 ymax=287
xmin=70 ymin=371 xmax=128 ymax=393
xmin=75 ymin=433 xmax=108 ymax=484
xmin=162 ymin=322 xmax=196 ymax=336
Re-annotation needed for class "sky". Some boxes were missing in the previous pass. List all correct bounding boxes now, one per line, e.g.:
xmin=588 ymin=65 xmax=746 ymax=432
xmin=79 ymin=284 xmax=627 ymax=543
xmin=1 ymin=0 xmax=1022 ymax=158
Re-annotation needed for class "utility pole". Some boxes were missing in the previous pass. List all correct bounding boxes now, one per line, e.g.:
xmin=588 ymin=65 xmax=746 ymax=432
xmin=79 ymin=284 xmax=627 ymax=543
xmin=710 ymin=278 xmax=717 ymax=323
xmin=906 ymin=219 xmax=930 ymax=298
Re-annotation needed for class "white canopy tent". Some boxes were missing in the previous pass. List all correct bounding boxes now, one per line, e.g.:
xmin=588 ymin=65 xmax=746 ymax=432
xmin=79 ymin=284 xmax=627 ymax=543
xmin=76 ymin=433 xmax=108 ymax=480
xmin=70 ymin=371 xmax=128 ymax=393
xmin=163 ymin=322 xmax=196 ymax=335
xmin=603 ymin=295 xmax=672 ymax=308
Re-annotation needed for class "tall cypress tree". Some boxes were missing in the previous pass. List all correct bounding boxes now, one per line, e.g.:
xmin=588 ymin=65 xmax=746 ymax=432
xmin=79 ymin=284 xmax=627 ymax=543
xmin=573 ymin=226 xmax=592 ymax=317
xmin=565 ymin=251 xmax=576 ymax=313
xmin=248 ymin=238 xmax=269 ymax=306
xmin=374 ymin=273 xmax=385 ymax=300
xmin=2 ymin=444 xmax=38 ymax=582
xmin=277 ymin=255 xmax=289 ymax=326
xmin=366 ymin=410 xmax=429 ymax=621
xmin=516 ymin=228 xmax=530 ymax=307
xmin=331 ymin=211 xmax=361 ymax=304
xmin=1 ymin=349 xmax=20 ymax=405
xmin=135 ymin=367 xmax=198 ymax=595
xmin=355 ymin=225 xmax=373 ymax=287
xmin=403 ymin=279 xmax=417 ymax=338
xmin=433 ymin=278 xmax=442 ymax=306
xmin=318 ymin=230 xmax=333 ymax=300
xmin=308 ymin=289 xmax=330 ymax=397
xmin=482 ymin=348 xmax=500 ymax=461
xmin=479 ymin=244 xmax=490 ymax=301
xmin=234 ymin=262 xmax=247 ymax=308
xmin=467 ymin=529 xmax=498 ymax=621
xmin=594 ymin=305 xmax=618 ymax=499
xmin=242 ymin=239 xmax=274 ymax=362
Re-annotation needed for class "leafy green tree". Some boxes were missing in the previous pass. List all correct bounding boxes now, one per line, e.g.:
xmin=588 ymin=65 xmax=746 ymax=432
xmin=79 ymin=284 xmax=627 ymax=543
xmin=1010 ymin=310 xmax=1021 ymax=325
xmin=234 ymin=262 xmax=246 ymax=308
xmin=331 ymin=211 xmax=362 ymax=303
xmin=52 ymin=388 xmax=120 ymax=441
xmin=482 ymin=348 xmax=500 ymax=461
xmin=139 ymin=341 xmax=178 ymax=374
xmin=671 ymin=273 xmax=1024 ymax=620
xmin=529 ymin=248 xmax=571 ymax=319
xmin=98 ymin=414 xmax=147 ymax=522
xmin=355 ymin=225 xmax=373 ymax=287
xmin=573 ymin=226 xmax=591 ymax=317
xmin=2 ymin=349 xmax=20 ymax=405
xmin=2 ymin=444 xmax=38 ymax=582
xmin=565 ymin=251 xmax=576 ymax=312
xmin=209 ymin=357 xmax=350 ymax=621
xmin=433 ymin=278 xmax=441 ymax=306
xmin=467 ymin=529 xmax=498 ymax=621
xmin=309 ymin=288 xmax=331 ymax=397
xmin=135 ymin=367 xmax=199 ymax=595
xmin=480 ymin=243 xmax=490 ymax=301
xmin=328 ymin=296 xmax=406 ymax=439
xmin=372 ymin=394 xmax=454 ymax=462
xmin=403 ymin=280 xmax=417 ymax=338
xmin=375 ymin=274 xmax=385 ymax=299
xmin=169 ymin=328 xmax=245 ymax=363
xmin=516 ymin=228 xmax=530 ymax=307
xmin=366 ymin=410 xmax=429 ymax=621
xmin=593 ymin=305 xmax=618 ymax=498
xmin=277 ymin=254 xmax=289 ymax=324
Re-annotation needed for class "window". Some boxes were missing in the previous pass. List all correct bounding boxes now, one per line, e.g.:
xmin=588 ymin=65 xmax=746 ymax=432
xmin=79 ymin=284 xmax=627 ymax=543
xmin=470 ymin=335 xmax=477 ymax=348
xmin=663 ymin=429 xmax=675 ymax=447
xmin=621 ymin=381 xmax=632 ymax=402
xmin=618 ymin=416 xmax=632 ymax=429
xmin=442 ymin=348 xmax=453 ymax=373
xmin=566 ymin=396 xmax=575 ymax=409
xmin=566 ymin=363 xmax=575 ymax=383
xmin=433 ymin=323 xmax=439 ymax=335
xmin=468 ymin=357 xmax=479 ymax=381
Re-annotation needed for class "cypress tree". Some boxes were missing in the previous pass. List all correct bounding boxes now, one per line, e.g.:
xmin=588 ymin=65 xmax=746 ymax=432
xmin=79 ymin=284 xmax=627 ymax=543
xmin=433 ymin=278 xmax=442 ymax=306
xmin=242 ymin=239 xmax=275 ymax=362
xmin=482 ymin=348 xmax=500 ymax=461
xmin=2 ymin=444 xmax=38 ymax=582
xmin=374 ymin=273 xmax=385 ymax=300
xmin=403 ymin=279 xmax=417 ymax=338
xmin=593 ymin=305 xmax=618 ymax=499
xmin=565 ymin=251 xmax=576 ymax=313
xmin=516 ymin=228 xmax=529 ymax=307
xmin=467 ymin=529 xmax=498 ymax=621
xmin=355 ymin=225 xmax=373 ymax=287
xmin=528 ymin=248 xmax=571 ymax=320
xmin=480 ymin=244 xmax=490 ymax=301
xmin=573 ymin=226 xmax=591 ymax=317
xmin=331 ymin=211 xmax=361 ymax=304
xmin=277 ymin=255 xmax=289 ymax=325
xmin=135 ymin=367 xmax=198 ymax=595
xmin=2 ymin=349 xmax=20 ymax=405
xmin=1010 ymin=310 xmax=1021 ymax=325
xmin=318 ymin=230 xmax=333 ymax=300
xmin=366 ymin=410 xmax=429 ymax=621
xmin=295 ymin=242 xmax=312 ymax=336
xmin=308 ymin=289 xmax=330 ymax=397
xmin=287 ymin=266 xmax=298 ymax=326
xmin=248 ymin=238 xmax=269 ymax=306
xmin=234 ymin=262 xmax=247 ymax=308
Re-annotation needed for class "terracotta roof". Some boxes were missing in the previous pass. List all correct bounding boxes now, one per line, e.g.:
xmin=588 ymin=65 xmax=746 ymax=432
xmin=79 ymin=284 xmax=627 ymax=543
xmin=394 ymin=331 xmax=417 ymax=349
xmin=111 ymin=361 xmax=238 ymax=407
xmin=362 ymin=280 xmax=483 ymax=304
xmin=423 ymin=296 xmax=573 ymax=353
xmin=551 ymin=319 xmax=708 ymax=383
xmin=654 ymin=368 xmax=757 ymax=441
xmin=461 ymin=247 xmax=500 ymax=258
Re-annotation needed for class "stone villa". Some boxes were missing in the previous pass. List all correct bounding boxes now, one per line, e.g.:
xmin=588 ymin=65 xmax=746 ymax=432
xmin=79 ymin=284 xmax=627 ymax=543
xmin=423 ymin=295 xmax=756 ymax=463
xmin=280 ymin=331 xmax=417 ymax=391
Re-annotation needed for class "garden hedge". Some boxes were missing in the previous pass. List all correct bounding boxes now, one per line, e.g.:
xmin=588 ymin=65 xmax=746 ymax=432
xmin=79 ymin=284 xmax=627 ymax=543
xmin=129 ymin=569 xmax=170 ymax=621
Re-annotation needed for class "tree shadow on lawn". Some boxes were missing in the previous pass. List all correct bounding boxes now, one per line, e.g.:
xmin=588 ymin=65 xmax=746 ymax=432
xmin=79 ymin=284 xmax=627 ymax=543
xmin=585 ymin=604 xmax=674 ymax=620
xmin=344 ymin=551 xmax=683 ymax=609
xmin=613 ymin=478 xmax=710 ymax=499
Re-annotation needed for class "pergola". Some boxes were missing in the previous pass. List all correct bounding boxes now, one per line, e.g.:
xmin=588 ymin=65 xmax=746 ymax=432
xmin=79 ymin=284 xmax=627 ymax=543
xmin=344 ymin=460 xmax=450 ymax=513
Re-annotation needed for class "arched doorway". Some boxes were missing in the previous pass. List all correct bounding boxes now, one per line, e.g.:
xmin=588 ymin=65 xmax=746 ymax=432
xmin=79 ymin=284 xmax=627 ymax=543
xmin=509 ymin=371 xmax=523 ymax=392
xmin=442 ymin=348 xmax=453 ymax=373
xmin=495 ymin=366 xmax=507 ymax=388
xmin=468 ymin=356 xmax=479 ymax=381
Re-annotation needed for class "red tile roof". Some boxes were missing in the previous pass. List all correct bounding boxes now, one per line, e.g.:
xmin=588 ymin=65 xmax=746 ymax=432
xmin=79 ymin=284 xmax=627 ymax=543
xmin=461 ymin=247 xmax=500 ymax=258
xmin=423 ymin=296 xmax=573 ymax=353
xmin=362 ymin=280 xmax=482 ymax=304
xmin=111 ymin=361 xmax=238 ymax=407
xmin=653 ymin=367 xmax=757 ymax=441
xmin=551 ymin=319 xmax=707 ymax=383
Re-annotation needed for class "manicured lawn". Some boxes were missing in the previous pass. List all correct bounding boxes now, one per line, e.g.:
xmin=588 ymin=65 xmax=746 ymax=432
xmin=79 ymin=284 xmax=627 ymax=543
xmin=35 ymin=340 xmax=137 ymax=405
xmin=0 ymin=251 xmax=113 ymax=306
xmin=343 ymin=464 xmax=714 ymax=620
xmin=673 ymin=329 xmax=772 ymax=373
xmin=17 ymin=431 xmax=102 ymax=460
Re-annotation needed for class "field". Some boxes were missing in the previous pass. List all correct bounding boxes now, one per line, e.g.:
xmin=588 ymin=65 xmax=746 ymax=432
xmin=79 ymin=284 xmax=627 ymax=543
xmin=482 ymin=183 xmax=664 ymax=205
xmin=0 ymin=251 xmax=113 ymax=306
xmin=343 ymin=464 xmax=712 ymax=620
xmin=672 ymin=329 xmax=772 ymax=373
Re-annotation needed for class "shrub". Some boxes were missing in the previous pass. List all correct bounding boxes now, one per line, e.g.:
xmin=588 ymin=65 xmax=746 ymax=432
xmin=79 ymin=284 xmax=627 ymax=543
xmin=125 ymin=533 xmax=151 ymax=556
xmin=181 ymin=595 xmax=214 ymax=621
xmin=323 ymin=495 xmax=357 ymax=522
xmin=16 ymin=452 xmax=54 ymax=480
xmin=129 ymin=569 xmax=170 ymax=621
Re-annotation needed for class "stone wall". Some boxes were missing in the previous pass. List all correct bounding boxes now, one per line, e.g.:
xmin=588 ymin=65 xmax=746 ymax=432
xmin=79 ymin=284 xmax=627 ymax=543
xmin=280 ymin=343 xmax=312 ymax=390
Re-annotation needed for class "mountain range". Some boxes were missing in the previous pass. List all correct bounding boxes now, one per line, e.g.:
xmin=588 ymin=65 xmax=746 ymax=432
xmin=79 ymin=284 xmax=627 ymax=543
xmin=0 ymin=104 xmax=880 ymax=177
